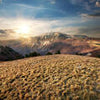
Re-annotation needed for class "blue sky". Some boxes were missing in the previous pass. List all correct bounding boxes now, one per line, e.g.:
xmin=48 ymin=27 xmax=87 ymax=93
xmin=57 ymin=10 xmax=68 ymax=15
xmin=0 ymin=0 xmax=100 ymax=38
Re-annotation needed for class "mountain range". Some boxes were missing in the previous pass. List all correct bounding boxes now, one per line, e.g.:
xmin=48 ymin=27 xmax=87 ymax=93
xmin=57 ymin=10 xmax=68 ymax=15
xmin=0 ymin=32 xmax=100 ymax=58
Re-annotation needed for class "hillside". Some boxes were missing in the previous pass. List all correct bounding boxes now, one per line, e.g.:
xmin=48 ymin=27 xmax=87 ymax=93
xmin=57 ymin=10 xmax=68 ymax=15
xmin=0 ymin=55 xmax=100 ymax=100
xmin=0 ymin=32 xmax=100 ymax=56
xmin=0 ymin=46 xmax=23 ymax=61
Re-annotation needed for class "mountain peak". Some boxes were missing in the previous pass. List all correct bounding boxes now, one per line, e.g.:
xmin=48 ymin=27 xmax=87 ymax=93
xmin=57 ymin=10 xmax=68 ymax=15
xmin=40 ymin=32 xmax=71 ymax=40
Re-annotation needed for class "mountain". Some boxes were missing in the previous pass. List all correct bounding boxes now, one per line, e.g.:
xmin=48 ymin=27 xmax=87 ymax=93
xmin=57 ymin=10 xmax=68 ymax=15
xmin=90 ymin=49 xmax=100 ymax=57
xmin=0 ymin=46 xmax=23 ymax=61
xmin=0 ymin=32 xmax=100 ymax=57
xmin=73 ymin=35 xmax=88 ymax=39
xmin=0 ymin=55 xmax=100 ymax=99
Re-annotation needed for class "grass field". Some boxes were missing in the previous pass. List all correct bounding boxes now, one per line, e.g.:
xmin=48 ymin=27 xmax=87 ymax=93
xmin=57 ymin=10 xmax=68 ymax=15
xmin=0 ymin=55 xmax=100 ymax=100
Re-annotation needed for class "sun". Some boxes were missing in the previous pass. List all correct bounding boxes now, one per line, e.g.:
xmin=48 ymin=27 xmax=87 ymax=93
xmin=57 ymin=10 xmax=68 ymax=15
xmin=15 ymin=24 xmax=31 ymax=34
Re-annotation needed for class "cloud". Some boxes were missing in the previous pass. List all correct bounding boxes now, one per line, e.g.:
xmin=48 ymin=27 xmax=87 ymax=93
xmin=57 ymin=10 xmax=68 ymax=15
xmin=0 ymin=16 xmax=86 ymax=39
xmin=0 ymin=15 xmax=100 ymax=39
xmin=0 ymin=0 xmax=2 ymax=4
xmin=49 ymin=0 xmax=56 ymax=4
xmin=70 ymin=0 xmax=83 ymax=4
xmin=84 ymin=2 xmax=91 ymax=11
xmin=13 ymin=3 xmax=66 ymax=17
xmin=78 ymin=26 xmax=100 ymax=37
xmin=0 ymin=29 xmax=6 ymax=34
xmin=0 ymin=16 xmax=83 ymax=29
xmin=15 ymin=3 xmax=48 ymax=10
xmin=81 ymin=12 xmax=100 ymax=18
xmin=54 ymin=26 xmax=100 ymax=38
xmin=70 ymin=0 xmax=91 ymax=11
xmin=89 ymin=12 xmax=100 ymax=17
xmin=70 ymin=0 xmax=96 ymax=4
xmin=52 ymin=27 xmax=80 ymax=35
xmin=96 ymin=1 xmax=100 ymax=7
xmin=89 ymin=0 xmax=96 ymax=3
xmin=0 ymin=29 xmax=16 ymax=39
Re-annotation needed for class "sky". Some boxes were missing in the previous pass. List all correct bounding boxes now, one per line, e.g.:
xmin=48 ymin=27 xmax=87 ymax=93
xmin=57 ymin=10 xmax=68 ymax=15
xmin=0 ymin=0 xmax=100 ymax=39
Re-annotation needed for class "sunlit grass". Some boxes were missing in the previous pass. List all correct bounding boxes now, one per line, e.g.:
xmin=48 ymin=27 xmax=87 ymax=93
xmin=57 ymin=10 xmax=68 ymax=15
xmin=0 ymin=55 xmax=100 ymax=100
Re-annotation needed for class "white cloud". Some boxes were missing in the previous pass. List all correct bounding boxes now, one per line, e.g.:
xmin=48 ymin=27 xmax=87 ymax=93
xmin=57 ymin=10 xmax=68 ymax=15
xmin=0 ymin=16 xmax=100 ymax=38
xmin=96 ymin=1 xmax=100 ymax=7
xmin=81 ymin=13 xmax=91 ymax=18
xmin=0 ymin=16 xmax=86 ymax=38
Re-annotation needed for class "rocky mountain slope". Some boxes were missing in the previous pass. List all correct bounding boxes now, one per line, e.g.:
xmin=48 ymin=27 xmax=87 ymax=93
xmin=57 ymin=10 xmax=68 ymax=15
xmin=0 ymin=46 xmax=23 ymax=61
xmin=0 ymin=55 xmax=100 ymax=100
xmin=0 ymin=32 xmax=100 ymax=56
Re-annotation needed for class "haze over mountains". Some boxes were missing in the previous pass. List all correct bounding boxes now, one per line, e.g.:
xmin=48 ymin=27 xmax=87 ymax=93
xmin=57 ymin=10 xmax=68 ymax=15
xmin=0 ymin=32 xmax=100 ymax=58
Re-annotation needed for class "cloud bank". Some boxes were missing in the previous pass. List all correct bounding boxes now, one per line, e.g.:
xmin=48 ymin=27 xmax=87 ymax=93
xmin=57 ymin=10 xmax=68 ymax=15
xmin=0 ymin=17 xmax=81 ymax=36
xmin=0 ymin=16 xmax=100 ymax=39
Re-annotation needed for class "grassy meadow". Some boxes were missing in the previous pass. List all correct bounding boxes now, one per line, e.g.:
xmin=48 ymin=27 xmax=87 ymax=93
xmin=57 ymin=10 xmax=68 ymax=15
xmin=0 ymin=55 xmax=100 ymax=100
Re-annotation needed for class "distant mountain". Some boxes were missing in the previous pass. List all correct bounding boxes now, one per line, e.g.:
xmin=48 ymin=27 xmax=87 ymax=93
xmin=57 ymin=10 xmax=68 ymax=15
xmin=73 ymin=35 xmax=88 ymax=39
xmin=90 ymin=49 xmax=100 ymax=58
xmin=0 ymin=32 xmax=100 ymax=57
xmin=0 ymin=46 xmax=23 ymax=61
xmin=40 ymin=32 xmax=71 ymax=40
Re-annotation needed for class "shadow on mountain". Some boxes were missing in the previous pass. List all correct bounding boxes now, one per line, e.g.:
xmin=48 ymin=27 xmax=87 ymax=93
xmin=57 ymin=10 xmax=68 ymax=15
xmin=0 ymin=46 xmax=23 ymax=61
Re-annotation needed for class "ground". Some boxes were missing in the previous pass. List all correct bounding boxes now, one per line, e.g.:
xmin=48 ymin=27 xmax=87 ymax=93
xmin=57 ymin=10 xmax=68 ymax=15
xmin=0 ymin=55 xmax=100 ymax=100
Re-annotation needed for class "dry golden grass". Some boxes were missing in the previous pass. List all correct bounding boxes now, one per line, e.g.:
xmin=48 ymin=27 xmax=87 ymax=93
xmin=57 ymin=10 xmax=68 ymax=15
xmin=0 ymin=54 xmax=100 ymax=100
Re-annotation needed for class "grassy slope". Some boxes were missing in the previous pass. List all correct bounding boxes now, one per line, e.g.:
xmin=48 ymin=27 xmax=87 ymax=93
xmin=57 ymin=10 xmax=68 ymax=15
xmin=0 ymin=55 xmax=100 ymax=100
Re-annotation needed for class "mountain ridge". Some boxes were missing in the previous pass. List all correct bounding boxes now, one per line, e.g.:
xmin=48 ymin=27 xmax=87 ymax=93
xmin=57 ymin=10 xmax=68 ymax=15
xmin=0 ymin=46 xmax=23 ymax=61
xmin=0 ymin=32 xmax=100 ymax=57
